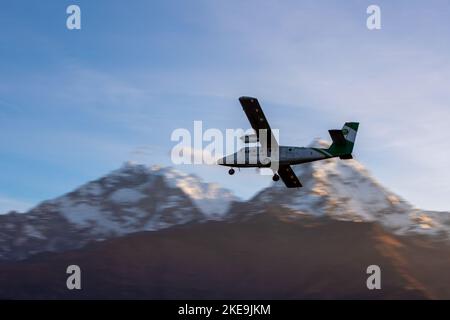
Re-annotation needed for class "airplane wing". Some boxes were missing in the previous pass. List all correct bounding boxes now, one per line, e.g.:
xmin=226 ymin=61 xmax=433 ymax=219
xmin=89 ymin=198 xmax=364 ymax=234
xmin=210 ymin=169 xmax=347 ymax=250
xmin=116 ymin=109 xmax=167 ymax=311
xmin=239 ymin=96 xmax=279 ymax=151
xmin=278 ymin=165 xmax=302 ymax=188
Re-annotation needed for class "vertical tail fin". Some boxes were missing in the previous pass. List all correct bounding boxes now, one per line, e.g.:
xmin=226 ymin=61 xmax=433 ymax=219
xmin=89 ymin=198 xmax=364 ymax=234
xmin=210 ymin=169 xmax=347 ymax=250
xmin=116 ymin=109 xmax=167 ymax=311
xmin=342 ymin=122 xmax=359 ymax=144
xmin=327 ymin=122 xmax=359 ymax=159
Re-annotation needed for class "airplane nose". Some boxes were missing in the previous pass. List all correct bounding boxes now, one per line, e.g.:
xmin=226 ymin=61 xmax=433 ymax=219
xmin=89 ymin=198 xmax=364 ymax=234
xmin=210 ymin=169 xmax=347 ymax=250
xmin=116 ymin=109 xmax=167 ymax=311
xmin=217 ymin=157 xmax=224 ymax=165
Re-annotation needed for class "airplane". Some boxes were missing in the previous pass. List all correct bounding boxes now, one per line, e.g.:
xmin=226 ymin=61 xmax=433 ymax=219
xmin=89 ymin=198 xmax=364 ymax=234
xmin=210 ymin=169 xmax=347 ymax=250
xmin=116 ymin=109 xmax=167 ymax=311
xmin=217 ymin=96 xmax=359 ymax=188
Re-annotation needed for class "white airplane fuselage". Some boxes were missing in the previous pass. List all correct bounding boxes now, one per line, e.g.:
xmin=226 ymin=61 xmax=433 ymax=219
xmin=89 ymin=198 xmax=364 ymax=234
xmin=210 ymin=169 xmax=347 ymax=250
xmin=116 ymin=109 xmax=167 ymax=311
xmin=217 ymin=146 xmax=331 ymax=168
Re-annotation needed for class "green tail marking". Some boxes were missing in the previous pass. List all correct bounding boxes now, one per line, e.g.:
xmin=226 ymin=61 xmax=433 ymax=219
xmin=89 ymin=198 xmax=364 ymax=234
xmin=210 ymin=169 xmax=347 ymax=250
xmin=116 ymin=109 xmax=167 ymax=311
xmin=327 ymin=122 xmax=359 ymax=157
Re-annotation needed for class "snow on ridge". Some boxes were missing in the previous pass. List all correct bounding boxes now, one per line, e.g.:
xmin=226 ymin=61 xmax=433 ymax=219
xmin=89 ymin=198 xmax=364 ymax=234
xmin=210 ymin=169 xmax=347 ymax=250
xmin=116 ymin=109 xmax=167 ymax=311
xmin=78 ymin=182 xmax=104 ymax=197
xmin=29 ymin=163 xmax=238 ymax=225
xmin=58 ymin=201 xmax=108 ymax=229
xmin=100 ymin=163 xmax=238 ymax=219
xmin=109 ymin=188 xmax=146 ymax=204
xmin=261 ymin=155 xmax=450 ymax=237
xmin=23 ymin=224 xmax=46 ymax=240
xmin=159 ymin=167 xmax=237 ymax=218
xmin=187 ymin=183 xmax=236 ymax=218
xmin=2 ymin=159 xmax=450 ymax=263
xmin=11 ymin=159 xmax=450 ymax=244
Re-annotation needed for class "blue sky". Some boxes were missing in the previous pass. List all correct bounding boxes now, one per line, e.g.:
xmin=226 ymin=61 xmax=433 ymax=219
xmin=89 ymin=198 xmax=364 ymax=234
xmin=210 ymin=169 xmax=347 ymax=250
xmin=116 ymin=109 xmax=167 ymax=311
xmin=1 ymin=0 xmax=450 ymax=212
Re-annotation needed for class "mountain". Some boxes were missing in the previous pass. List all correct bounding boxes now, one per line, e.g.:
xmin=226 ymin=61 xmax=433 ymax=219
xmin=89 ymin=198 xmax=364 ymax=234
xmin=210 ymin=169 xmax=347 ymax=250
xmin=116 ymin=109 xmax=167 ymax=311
xmin=1 ymin=146 xmax=450 ymax=299
xmin=0 ymin=163 xmax=237 ymax=261
xmin=252 ymin=141 xmax=450 ymax=239
xmin=2 ymin=207 xmax=450 ymax=299
xmin=1 ymin=147 xmax=449 ymax=263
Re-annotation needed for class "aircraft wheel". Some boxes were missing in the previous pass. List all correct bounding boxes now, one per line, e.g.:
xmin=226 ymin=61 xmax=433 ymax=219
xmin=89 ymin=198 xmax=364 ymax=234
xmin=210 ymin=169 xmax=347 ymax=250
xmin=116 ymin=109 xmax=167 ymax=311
xmin=228 ymin=168 xmax=235 ymax=175
xmin=272 ymin=173 xmax=280 ymax=181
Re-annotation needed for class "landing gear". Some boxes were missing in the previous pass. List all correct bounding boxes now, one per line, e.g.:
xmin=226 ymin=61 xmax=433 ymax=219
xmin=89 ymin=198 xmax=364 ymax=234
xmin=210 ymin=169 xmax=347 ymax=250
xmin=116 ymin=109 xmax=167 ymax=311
xmin=272 ymin=173 xmax=280 ymax=181
xmin=228 ymin=168 xmax=235 ymax=175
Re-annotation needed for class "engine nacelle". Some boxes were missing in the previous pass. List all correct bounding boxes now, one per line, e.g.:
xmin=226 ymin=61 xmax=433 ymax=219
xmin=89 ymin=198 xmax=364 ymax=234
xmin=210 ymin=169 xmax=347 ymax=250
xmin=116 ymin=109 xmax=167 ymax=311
xmin=240 ymin=134 xmax=258 ymax=143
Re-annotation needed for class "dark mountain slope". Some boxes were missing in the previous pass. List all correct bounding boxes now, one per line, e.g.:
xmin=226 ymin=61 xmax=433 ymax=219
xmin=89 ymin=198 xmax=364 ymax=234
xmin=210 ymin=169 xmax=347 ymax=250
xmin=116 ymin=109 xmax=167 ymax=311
xmin=1 ymin=206 xmax=447 ymax=299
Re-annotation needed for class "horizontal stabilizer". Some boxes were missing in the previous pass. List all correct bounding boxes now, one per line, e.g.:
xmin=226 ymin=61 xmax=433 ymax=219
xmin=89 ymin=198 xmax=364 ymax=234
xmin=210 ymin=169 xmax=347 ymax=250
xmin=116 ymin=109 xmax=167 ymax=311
xmin=339 ymin=154 xmax=353 ymax=160
xmin=328 ymin=129 xmax=346 ymax=145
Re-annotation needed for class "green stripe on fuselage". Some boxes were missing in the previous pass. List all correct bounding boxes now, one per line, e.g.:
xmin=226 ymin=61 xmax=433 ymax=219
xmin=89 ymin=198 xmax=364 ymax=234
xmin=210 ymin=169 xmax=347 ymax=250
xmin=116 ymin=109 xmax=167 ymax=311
xmin=312 ymin=148 xmax=333 ymax=158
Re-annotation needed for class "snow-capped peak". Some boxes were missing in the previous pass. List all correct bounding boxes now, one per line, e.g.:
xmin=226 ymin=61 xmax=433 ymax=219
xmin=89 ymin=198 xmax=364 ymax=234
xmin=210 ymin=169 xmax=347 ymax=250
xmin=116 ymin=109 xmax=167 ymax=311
xmin=81 ymin=163 xmax=238 ymax=219
xmin=0 ymin=163 xmax=239 ymax=260
xmin=254 ymin=146 xmax=450 ymax=238
xmin=0 ymin=156 xmax=449 ymax=263
xmin=150 ymin=165 xmax=238 ymax=218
